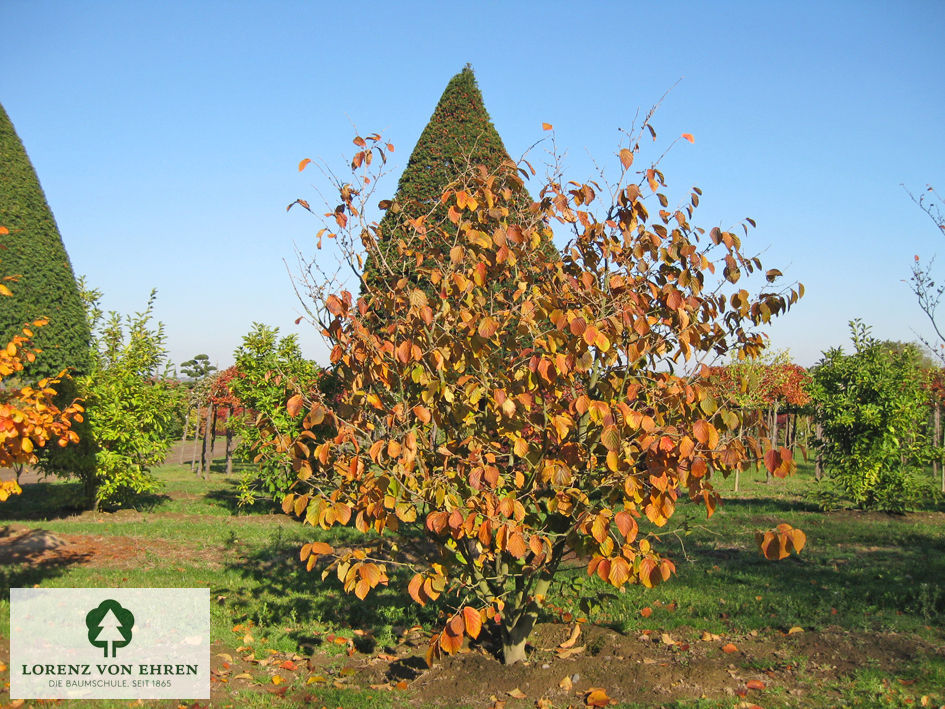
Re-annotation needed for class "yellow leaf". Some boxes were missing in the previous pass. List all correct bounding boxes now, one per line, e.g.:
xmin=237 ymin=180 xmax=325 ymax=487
xmin=507 ymin=688 xmax=526 ymax=699
xmin=271 ymin=675 xmax=284 ymax=685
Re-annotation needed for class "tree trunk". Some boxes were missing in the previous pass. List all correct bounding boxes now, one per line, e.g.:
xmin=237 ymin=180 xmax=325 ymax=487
xmin=225 ymin=413 xmax=234 ymax=476
xmin=191 ymin=405 xmax=202 ymax=474
xmin=200 ymin=404 xmax=213 ymax=478
xmin=814 ymin=421 xmax=823 ymax=481
xmin=733 ymin=422 xmax=741 ymax=493
xmin=935 ymin=405 xmax=942 ymax=492
xmin=766 ymin=403 xmax=779 ymax=483
xmin=209 ymin=405 xmax=218 ymax=455
xmin=179 ymin=408 xmax=191 ymax=464
xmin=500 ymin=576 xmax=551 ymax=665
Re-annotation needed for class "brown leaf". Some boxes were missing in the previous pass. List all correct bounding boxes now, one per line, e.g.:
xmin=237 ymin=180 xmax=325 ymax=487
xmin=506 ymin=688 xmax=527 ymax=699
xmin=746 ymin=679 xmax=766 ymax=690
xmin=286 ymin=394 xmax=303 ymax=417
xmin=559 ymin=623 xmax=582 ymax=648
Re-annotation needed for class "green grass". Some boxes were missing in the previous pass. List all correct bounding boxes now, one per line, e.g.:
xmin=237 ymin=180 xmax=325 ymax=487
xmin=2 ymin=459 xmax=944 ymax=707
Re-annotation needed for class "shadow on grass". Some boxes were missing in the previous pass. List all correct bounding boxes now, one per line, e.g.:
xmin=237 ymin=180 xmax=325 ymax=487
xmin=599 ymin=514 xmax=945 ymax=632
xmin=219 ymin=526 xmax=442 ymax=652
xmin=0 ymin=526 xmax=94 ymax=601
xmin=203 ymin=473 xmax=282 ymax=516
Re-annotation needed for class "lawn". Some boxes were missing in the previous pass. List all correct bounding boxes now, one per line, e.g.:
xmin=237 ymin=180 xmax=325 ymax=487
xmin=1 ymin=459 xmax=943 ymax=708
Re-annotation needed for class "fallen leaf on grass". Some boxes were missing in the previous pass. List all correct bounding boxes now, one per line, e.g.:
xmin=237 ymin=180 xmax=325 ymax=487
xmin=560 ymin=623 xmax=582 ymax=648
xmin=369 ymin=683 xmax=392 ymax=691
xmin=279 ymin=660 xmax=298 ymax=671
xmin=660 ymin=633 xmax=675 ymax=646
xmin=585 ymin=687 xmax=615 ymax=706
xmin=215 ymin=653 xmax=232 ymax=663
xmin=701 ymin=631 xmax=721 ymax=642
xmin=270 ymin=675 xmax=283 ymax=685
xmin=232 ymin=673 xmax=253 ymax=680
xmin=375 ymin=652 xmax=399 ymax=662
xmin=536 ymin=699 xmax=553 ymax=709
xmin=639 ymin=607 xmax=653 ymax=618
xmin=306 ymin=675 xmax=327 ymax=685
xmin=722 ymin=643 xmax=739 ymax=653
xmin=787 ymin=626 xmax=804 ymax=635
xmin=559 ymin=675 xmax=573 ymax=691
xmin=746 ymin=679 xmax=766 ymax=690
xmin=395 ymin=680 xmax=408 ymax=690
xmin=507 ymin=688 xmax=527 ymax=698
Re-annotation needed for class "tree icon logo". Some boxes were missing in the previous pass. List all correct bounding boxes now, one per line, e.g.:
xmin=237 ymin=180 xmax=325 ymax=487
xmin=85 ymin=600 xmax=135 ymax=657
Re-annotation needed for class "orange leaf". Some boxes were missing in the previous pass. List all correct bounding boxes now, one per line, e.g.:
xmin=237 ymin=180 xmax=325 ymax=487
xmin=542 ymin=122 xmax=553 ymax=131
xmin=585 ymin=688 xmax=613 ymax=706
xmin=746 ymin=679 xmax=765 ymax=690
xmin=619 ymin=148 xmax=634 ymax=169
xmin=286 ymin=394 xmax=303 ymax=417
xmin=681 ymin=133 xmax=695 ymax=144
xmin=298 ymin=158 xmax=312 ymax=172
xmin=462 ymin=607 xmax=482 ymax=639
xmin=0 ymin=226 xmax=8 ymax=235
xmin=639 ymin=607 xmax=652 ymax=618
xmin=721 ymin=642 xmax=738 ymax=653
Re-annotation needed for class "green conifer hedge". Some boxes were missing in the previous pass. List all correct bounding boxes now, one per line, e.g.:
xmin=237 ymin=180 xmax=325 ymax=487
xmin=0 ymin=101 xmax=90 ymax=378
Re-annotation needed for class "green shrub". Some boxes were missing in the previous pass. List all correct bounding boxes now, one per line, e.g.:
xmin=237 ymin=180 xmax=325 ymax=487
xmin=228 ymin=323 xmax=327 ymax=505
xmin=40 ymin=285 xmax=178 ymax=509
xmin=809 ymin=320 xmax=938 ymax=512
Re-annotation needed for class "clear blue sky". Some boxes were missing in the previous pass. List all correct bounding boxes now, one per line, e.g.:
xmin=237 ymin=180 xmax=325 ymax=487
xmin=2 ymin=1 xmax=943 ymax=369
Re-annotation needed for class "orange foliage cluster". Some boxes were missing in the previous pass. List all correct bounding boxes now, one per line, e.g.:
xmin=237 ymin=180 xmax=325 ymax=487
xmin=0 ymin=318 xmax=84 ymax=500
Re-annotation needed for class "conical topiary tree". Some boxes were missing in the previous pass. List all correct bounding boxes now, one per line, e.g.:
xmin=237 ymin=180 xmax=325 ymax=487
xmin=0 ymin=101 xmax=90 ymax=378
xmin=362 ymin=65 xmax=538 ymax=295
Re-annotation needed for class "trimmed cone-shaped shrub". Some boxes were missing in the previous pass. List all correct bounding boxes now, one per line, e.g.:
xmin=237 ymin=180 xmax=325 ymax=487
xmin=0 ymin=101 xmax=90 ymax=378
xmin=362 ymin=65 xmax=539 ymax=294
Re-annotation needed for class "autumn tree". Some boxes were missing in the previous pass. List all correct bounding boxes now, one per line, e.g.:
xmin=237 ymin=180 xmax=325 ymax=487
xmin=280 ymin=122 xmax=803 ymax=665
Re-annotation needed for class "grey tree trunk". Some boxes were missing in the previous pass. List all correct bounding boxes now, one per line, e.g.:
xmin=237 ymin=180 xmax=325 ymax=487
xmin=225 ymin=420 xmax=234 ymax=476
xmin=179 ymin=408 xmax=191 ymax=464
xmin=200 ymin=404 xmax=213 ymax=478
xmin=190 ymin=406 xmax=202 ymax=474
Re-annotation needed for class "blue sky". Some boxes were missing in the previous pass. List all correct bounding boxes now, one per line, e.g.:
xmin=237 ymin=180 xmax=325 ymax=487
xmin=2 ymin=1 xmax=943 ymax=369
